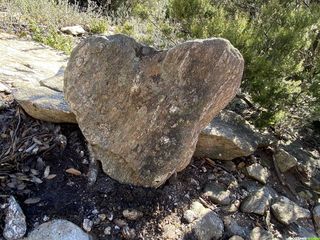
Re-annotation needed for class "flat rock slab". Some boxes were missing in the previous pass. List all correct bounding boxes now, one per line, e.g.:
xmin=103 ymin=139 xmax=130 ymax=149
xmin=0 ymin=33 xmax=75 ymax=123
xmin=195 ymin=110 xmax=263 ymax=160
xmin=64 ymin=34 xmax=244 ymax=187
xmin=13 ymin=81 xmax=76 ymax=123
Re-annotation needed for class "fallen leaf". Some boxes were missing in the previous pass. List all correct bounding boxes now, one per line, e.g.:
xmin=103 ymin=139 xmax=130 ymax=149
xmin=46 ymin=174 xmax=57 ymax=180
xmin=66 ymin=168 xmax=81 ymax=176
xmin=43 ymin=166 xmax=50 ymax=178
xmin=31 ymin=176 xmax=43 ymax=184
xmin=24 ymin=197 xmax=41 ymax=204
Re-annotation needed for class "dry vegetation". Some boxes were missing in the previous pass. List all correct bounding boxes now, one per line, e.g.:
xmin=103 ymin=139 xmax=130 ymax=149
xmin=0 ymin=0 xmax=109 ymax=53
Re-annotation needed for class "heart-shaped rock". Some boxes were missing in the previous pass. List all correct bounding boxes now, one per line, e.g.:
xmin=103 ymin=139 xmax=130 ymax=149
xmin=64 ymin=34 xmax=244 ymax=187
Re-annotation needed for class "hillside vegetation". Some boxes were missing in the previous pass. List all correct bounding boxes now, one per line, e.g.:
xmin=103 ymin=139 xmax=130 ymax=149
xmin=1 ymin=0 xmax=319 ymax=135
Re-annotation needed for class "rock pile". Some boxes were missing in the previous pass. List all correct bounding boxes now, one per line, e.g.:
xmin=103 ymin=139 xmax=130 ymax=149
xmin=64 ymin=34 xmax=244 ymax=187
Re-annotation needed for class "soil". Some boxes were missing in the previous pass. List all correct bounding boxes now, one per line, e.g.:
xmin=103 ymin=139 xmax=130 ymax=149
xmin=0 ymin=92 xmax=319 ymax=240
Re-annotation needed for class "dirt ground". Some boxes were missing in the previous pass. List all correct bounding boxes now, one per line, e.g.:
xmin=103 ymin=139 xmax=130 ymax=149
xmin=0 ymin=92 xmax=319 ymax=239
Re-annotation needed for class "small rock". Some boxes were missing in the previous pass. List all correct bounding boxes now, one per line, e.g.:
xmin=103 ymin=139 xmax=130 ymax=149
xmin=246 ymin=163 xmax=270 ymax=184
xmin=274 ymin=148 xmax=298 ymax=172
xmin=114 ymin=219 xmax=127 ymax=227
xmin=224 ymin=216 xmax=249 ymax=238
xmin=82 ymin=219 xmax=93 ymax=232
xmin=3 ymin=196 xmax=27 ymax=240
xmin=183 ymin=201 xmax=210 ymax=223
xmin=98 ymin=213 xmax=107 ymax=221
xmin=194 ymin=211 xmax=224 ymax=240
xmin=122 ymin=226 xmax=136 ymax=239
xmin=25 ymin=219 xmax=91 ymax=240
xmin=249 ymin=227 xmax=272 ymax=240
xmin=271 ymin=196 xmax=311 ymax=225
xmin=122 ymin=209 xmax=143 ymax=220
xmin=203 ymin=182 xmax=231 ymax=205
xmin=61 ymin=25 xmax=86 ymax=35
xmin=312 ymin=205 xmax=320 ymax=235
xmin=229 ymin=236 xmax=244 ymax=240
xmin=104 ymin=226 xmax=111 ymax=235
xmin=241 ymin=190 xmax=269 ymax=215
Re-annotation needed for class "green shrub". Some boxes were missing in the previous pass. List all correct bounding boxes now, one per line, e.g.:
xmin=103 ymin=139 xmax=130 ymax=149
xmin=168 ymin=0 xmax=320 ymax=128
xmin=29 ymin=21 xmax=73 ymax=54
xmin=89 ymin=19 xmax=108 ymax=33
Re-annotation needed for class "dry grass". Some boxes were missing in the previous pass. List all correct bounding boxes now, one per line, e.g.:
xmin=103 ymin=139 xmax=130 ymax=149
xmin=0 ymin=0 xmax=108 ymax=31
xmin=0 ymin=0 xmax=109 ymax=53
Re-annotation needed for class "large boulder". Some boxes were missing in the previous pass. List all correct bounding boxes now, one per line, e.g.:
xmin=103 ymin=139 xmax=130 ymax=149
xmin=64 ymin=34 xmax=244 ymax=187
xmin=195 ymin=110 xmax=264 ymax=160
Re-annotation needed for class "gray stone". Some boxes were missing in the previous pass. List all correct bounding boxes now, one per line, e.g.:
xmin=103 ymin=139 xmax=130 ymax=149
xmin=313 ymin=205 xmax=320 ymax=235
xmin=64 ymin=34 xmax=244 ymax=187
xmin=274 ymin=148 xmax=298 ymax=172
xmin=61 ymin=25 xmax=86 ymax=36
xmin=195 ymin=110 xmax=263 ymax=160
xmin=271 ymin=196 xmax=311 ymax=225
xmin=241 ymin=190 xmax=269 ymax=215
xmin=3 ymin=196 xmax=27 ymax=240
xmin=183 ymin=201 xmax=210 ymax=223
xmin=246 ymin=163 xmax=270 ymax=184
xmin=194 ymin=211 xmax=224 ymax=240
xmin=249 ymin=227 xmax=272 ymax=240
xmin=25 ymin=219 xmax=91 ymax=240
xmin=82 ymin=219 xmax=93 ymax=232
xmin=203 ymin=182 xmax=231 ymax=205
xmin=224 ymin=216 xmax=249 ymax=238
xmin=122 ymin=209 xmax=143 ymax=220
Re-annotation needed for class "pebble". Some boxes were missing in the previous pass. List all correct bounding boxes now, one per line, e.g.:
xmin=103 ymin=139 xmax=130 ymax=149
xmin=203 ymin=182 xmax=231 ymax=205
xmin=114 ymin=219 xmax=127 ymax=227
xmin=240 ymin=190 xmax=269 ymax=215
xmin=249 ymin=226 xmax=272 ymax=240
xmin=3 ymin=196 xmax=27 ymax=240
xmin=82 ymin=218 xmax=93 ymax=232
xmin=104 ymin=226 xmax=111 ymax=235
xmin=194 ymin=211 xmax=224 ymax=240
xmin=183 ymin=201 xmax=210 ymax=223
xmin=60 ymin=25 xmax=86 ymax=35
xmin=271 ymin=196 xmax=311 ymax=225
xmin=98 ymin=213 xmax=107 ymax=221
xmin=122 ymin=209 xmax=143 ymax=220
xmin=25 ymin=219 xmax=91 ymax=240
xmin=246 ymin=163 xmax=270 ymax=184
xmin=122 ymin=226 xmax=136 ymax=239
